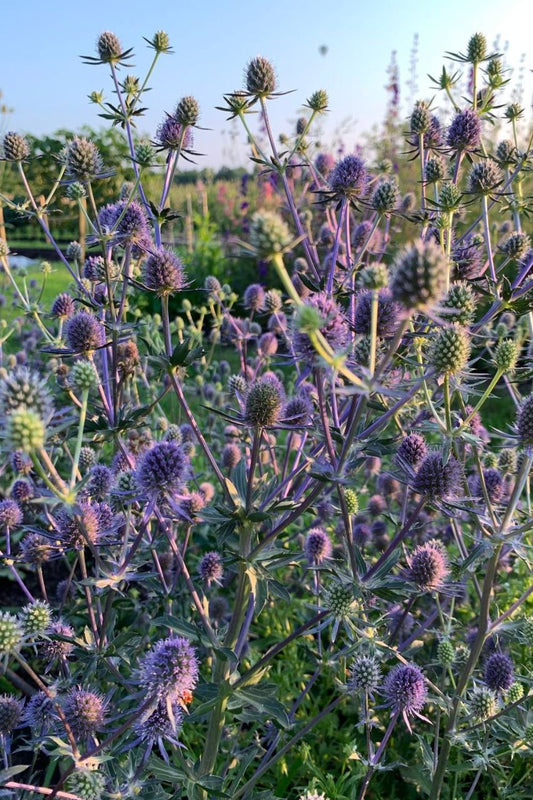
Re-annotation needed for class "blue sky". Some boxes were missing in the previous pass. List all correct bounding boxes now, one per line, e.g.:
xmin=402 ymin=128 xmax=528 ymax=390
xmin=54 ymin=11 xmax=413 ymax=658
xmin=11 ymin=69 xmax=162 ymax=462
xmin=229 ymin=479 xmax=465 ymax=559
xmin=1 ymin=0 xmax=532 ymax=168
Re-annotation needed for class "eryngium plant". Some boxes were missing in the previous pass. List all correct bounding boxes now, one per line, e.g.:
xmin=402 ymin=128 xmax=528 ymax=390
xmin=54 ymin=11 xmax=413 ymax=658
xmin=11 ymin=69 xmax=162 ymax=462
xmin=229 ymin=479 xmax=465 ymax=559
xmin=0 ymin=26 xmax=532 ymax=800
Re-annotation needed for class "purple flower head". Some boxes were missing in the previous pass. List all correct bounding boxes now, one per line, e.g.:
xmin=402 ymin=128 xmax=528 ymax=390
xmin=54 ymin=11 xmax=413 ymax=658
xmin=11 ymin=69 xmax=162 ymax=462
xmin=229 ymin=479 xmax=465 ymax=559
xmin=51 ymin=293 xmax=75 ymax=319
xmin=243 ymin=283 xmax=265 ymax=312
xmin=134 ymin=699 xmax=184 ymax=747
xmin=447 ymin=108 xmax=481 ymax=152
xmin=155 ymin=115 xmax=194 ymax=151
xmin=87 ymin=464 xmax=113 ymax=500
xmin=383 ymin=663 xmax=428 ymax=730
xmin=315 ymin=152 xmax=335 ymax=177
xmin=425 ymin=115 xmax=443 ymax=150
xmin=143 ymin=247 xmax=187 ymax=296
xmin=407 ymin=541 xmax=449 ymax=591
xmin=64 ymin=688 xmax=106 ymax=736
xmin=97 ymin=200 xmax=152 ymax=254
xmin=0 ymin=499 xmax=23 ymax=532
xmin=222 ymin=442 xmax=241 ymax=470
xmin=0 ymin=694 xmax=24 ymax=735
xmin=484 ymin=652 xmax=514 ymax=692
xmin=198 ymin=551 xmax=224 ymax=585
xmin=353 ymin=289 xmax=401 ymax=338
xmin=471 ymin=467 xmax=503 ymax=504
xmin=283 ymin=394 xmax=312 ymax=426
xmin=329 ymin=155 xmax=367 ymax=199
xmin=56 ymin=502 xmax=101 ymax=551
xmin=304 ymin=527 xmax=332 ymax=565
xmin=135 ymin=441 xmax=189 ymax=500
xmin=139 ymin=635 xmax=198 ymax=704
xmin=39 ymin=620 xmax=74 ymax=667
xmin=292 ymin=292 xmax=348 ymax=365
xmin=396 ymin=433 xmax=427 ymax=468
xmin=258 ymin=332 xmax=278 ymax=357
xmin=11 ymin=479 xmax=33 ymax=504
xmin=412 ymin=451 xmax=462 ymax=500
xmin=66 ymin=311 xmax=105 ymax=354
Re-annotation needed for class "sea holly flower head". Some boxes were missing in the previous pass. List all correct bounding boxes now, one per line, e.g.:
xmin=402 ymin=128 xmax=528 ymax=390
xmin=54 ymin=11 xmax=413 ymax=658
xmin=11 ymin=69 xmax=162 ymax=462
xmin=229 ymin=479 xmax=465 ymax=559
xmin=382 ymin=663 xmax=428 ymax=731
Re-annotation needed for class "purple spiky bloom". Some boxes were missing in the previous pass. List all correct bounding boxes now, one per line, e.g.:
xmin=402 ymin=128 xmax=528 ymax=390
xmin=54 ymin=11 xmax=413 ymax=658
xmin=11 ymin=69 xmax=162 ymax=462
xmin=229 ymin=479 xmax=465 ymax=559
xmin=304 ymin=527 xmax=332 ymax=565
xmin=484 ymin=652 xmax=514 ymax=692
xmin=139 ymin=635 xmax=198 ymax=703
xmin=315 ymin=152 xmax=335 ymax=177
xmin=397 ymin=433 xmax=427 ymax=468
xmin=66 ymin=311 xmax=105 ymax=353
xmin=0 ymin=499 xmax=22 ymax=531
xmin=134 ymin=699 xmax=184 ymax=746
xmin=471 ymin=468 xmax=504 ymax=504
xmin=412 ymin=452 xmax=462 ymax=500
xmin=292 ymin=292 xmax=348 ymax=364
xmin=328 ymin=154 xmax=367 ymax=199
xmin=155 ymin=115 xmax=193 ymax=151
xmin=56 ymin=502 xmax=100 ymax=550
xmin=447 ymin=108 xmax=481 ymax=152
xmin=243 ymin=283 xmax=265 ymax=311
xmin=98 ymin=199 xmax=152 ymax=252
xmin=143 ymin=247 xmax=187 ymax=296
xmin=407 ymin=542 xmax=449 ymax=591
xmin=383 ymin=663 xmax=428 ymax=730
xmin=64 ymin=688 xmax=106 ymax=736
xmin=135 ymin=441 xmax=189 ymax=500
xmin=353 ymin=289 xmax=401 ymax=337
xmin=198 ymin=551 xmax=224 ymax=585
xmin=51 ymin=293 xmax=75 ymax=319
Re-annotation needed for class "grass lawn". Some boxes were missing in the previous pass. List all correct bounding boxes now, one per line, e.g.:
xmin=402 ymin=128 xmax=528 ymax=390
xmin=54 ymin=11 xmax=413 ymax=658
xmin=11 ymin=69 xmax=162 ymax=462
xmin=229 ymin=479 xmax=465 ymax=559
xmin=1 ymin=258 xmax=70 ymax=327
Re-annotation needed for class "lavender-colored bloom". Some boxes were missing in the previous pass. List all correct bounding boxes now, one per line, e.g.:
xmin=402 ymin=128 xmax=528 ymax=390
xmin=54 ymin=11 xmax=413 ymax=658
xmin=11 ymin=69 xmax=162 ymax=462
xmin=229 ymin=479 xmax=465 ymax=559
xmin=407 ymin=542 xmax=449 ymax=591
xmin=139 ymin=635 xmax=198 ymax=703
xmin=397 ymin=433 xmax=427 ymax=468
xmin=0 ymin=499 xmax=22 ymax=531
xmin=39 ymin=620 xmax=74 ymax=667
xmin=304 ymin=527 xmax=332 ymax=565
xmin=98 ymin=200 xmax=152 ymax=252
xmin=11 ymin=479 xmax=33 ymax=504
xmin=87 ymin=465 xmax=113 ymax=499
xmin=24 ymin=691 xmax=56 ymax=734
xmin=0 ymin=694 xmax=24 ymax=735
xmin=258 ymin=332 xmax=278 ymax=357
xmin=484 ymin=652 xmax=514 ymax=692
xmin=283 ymin=395 xmax=312 ymax=426
xmin=51 ymin=293 xmax=75 ymax=319
xmin=155 ymin=115 xmax=194 ymax=151
xmin=451 ymin=237 xmax=484 ymax=280
xmin=471 ymin=467 xmax=504 ymax=504
xmin=447 ymin=108 xmax=481 ymax=152
xmin=134 ymin=699 xmax=184 ymax=747
xmin=353 ymin=522 xmax=372 ymax=547
xmin=56 ymin=502 xmax=100 ymax=550
xmin=198 ymin=551 xmax=224 ymax=585
xmin=66 ymin=311 xmax=105 ymax=353
xmin=64 ymin=688 xmax=106 ymax=736
xmin=292 ymin=292 xmax=348 ymax=364
xmin=383 ymin=663 xmax=428 ymax=730
xmin=353 ymin=289 xmax=401 ymax=338
xmin=135 ymin=441 xmax=189 ymax=500
xmin=222 ymin=442 xmax=241 ymax=470
xmin=412 ymin=452 xmax=462 ymax=500
xmin=143 ymin=247 xmax=187 ymax=296
xmin=329 ymin=155 xmax=367 ymax=199
xmin=243 ymin=283 xmax=265 ymax=311
xmin=315 ymin=152 xmax=335 ymax=177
